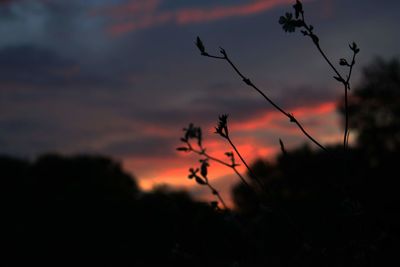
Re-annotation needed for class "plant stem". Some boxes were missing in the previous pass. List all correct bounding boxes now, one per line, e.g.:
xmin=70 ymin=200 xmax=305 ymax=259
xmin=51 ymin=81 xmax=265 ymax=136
xmin=202 ymin=51 xmax=327 ymax=152
xmin=301 ymin=12 xmax=357 ymax=152
xmin=207 ymin=182 xmax=228 ymax=210
xmin=343 ymin=52 xmax=356 ymax=150
xmin=187 ymin=142 xmax=252 ymax=189
xmin=226 ymin=137 xmax=266 ymax=192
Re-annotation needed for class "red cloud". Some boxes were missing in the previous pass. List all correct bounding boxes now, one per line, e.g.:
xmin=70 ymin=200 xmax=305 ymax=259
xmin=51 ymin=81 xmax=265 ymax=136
xmin=96 ymin=0 xmax=308 ymax=36
xmin=176 ymin=0 xmax=294 ymax=24
xmin=122 ymin=99 xmax=339 ymax=205
xmin=91 ymin=0 xmax=161 ymax=18
xmin=230 ymin=101 xmax=337 ymax=132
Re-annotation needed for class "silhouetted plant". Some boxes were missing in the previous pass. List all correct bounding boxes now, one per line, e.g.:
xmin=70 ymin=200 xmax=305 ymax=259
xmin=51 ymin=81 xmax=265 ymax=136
xmin=278 ymin=0 xmax=359 ymax=151
xmin=178 ymin=122 xmax=253 ymax=208
xmin=177 ymin=1 xmax=365 ymax=258
xmin=187 ymin=160 xmax=228 ymax=210
xmin=214 ymin=114 xmax=266 ymax=191
xmin=195 ymin=36 xmax=327 ymax=152
xmin=181 ymin=0 xmax=360 ymax=206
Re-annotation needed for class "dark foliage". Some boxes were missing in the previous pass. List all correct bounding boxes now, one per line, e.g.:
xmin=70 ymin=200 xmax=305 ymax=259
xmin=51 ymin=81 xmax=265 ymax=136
xmin=2 ymin=155 xmax=241 ymax=266
xmin=2 ymin=1 xmax=399 ymax=265
xmin=230 ymin=58 xmax=400 ymax=266
xmin=345 ymin=58 xmax=400 ymax=155
xmin=3 ymin=57 xmax=400 ymax=267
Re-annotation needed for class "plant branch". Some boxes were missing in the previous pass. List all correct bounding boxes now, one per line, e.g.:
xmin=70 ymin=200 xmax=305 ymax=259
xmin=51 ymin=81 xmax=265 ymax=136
xmin=226 ymin=137 xmax=266 ymax=192
xmin=300 ymin=11 xmax=358 ymax=151
xmin=201 ymin=49 xmax=327 ymax=152
xmin=207 ymin=182 xmax=228 ymax=210
xmin=343 ymin=52 xmax=357 ymax=149
xmin=186 ymin=141 xmax=252 ymax=189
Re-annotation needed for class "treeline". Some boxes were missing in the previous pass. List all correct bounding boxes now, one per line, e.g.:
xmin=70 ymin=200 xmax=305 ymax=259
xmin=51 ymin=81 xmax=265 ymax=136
xmin=2 ymin=154 xmax=242 ymax=266
xmin=2 ymin=58 xmax=400 ymax=266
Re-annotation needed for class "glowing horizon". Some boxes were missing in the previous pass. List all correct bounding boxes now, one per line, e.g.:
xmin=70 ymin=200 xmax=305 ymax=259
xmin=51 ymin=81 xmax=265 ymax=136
xmin=121 ymin=100 xmax=344 ymax=207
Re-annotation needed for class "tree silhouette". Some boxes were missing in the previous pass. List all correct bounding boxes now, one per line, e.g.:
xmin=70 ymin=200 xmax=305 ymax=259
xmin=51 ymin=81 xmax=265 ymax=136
xmin=2 ymin=154 xmax=246 ymax=266
xmin=346 ymin=58 xmax=400 ymax=155
xmin=230 ymin=57 xmax=400 ymax=266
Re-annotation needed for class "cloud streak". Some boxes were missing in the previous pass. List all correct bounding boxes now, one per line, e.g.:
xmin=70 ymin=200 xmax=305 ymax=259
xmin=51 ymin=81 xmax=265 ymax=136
xmin=95 ymin=0 xmax=299 ymax=36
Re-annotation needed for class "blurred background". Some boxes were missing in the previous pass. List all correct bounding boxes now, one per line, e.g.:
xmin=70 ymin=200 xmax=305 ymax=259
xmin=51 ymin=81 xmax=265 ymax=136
xmin=1 ymin=1 xmax=400 ymax=265
xmin=1 ymin=0 xmax=399 ymax=202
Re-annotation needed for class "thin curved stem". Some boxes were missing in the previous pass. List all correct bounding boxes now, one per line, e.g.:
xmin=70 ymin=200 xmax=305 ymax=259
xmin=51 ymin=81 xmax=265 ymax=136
xmin=301 ymin=11 xmax=357 ymax=152
xmin=207 ymin=182 xmax=228 ymax=210
xmin=232 ymin=167 xmax=252 ymax=189
xmin=202 ymin=51 xmax=327 ymax=152
xmin=226 ymin=137 xmax=266 ymax=192
xmin=225 ymin=136 xmax=309 ymax=244
xmin=343 ymin=52 xmax=356 ymax=150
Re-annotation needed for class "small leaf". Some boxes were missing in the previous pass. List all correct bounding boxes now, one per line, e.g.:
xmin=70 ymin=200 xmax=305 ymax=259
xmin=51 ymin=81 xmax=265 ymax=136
xmin=243 ymin=78 xmax=252 ymax=86
xmin=195 ymin=36 xmax=205 ymax=54
xmin=195 ymin=176 xmax=207 ymax=185
xmin=349 ymin=42 xmax=360 ymax=54
xmin=225 ymin=152 xmax=233 ymax=157
xmin=188 ymin=167 xmax=199 ymax=179
xmin=200 ymin=159 xmax=209 ymax=178
xmin=339 ymin=58 xmax=349 ymax=66
xmin=215 ymin=114 xmax=229 ymax=138
xmin=288 ymin=113 xmax=296 ymax=123
xmin=279 ymin=139 xmax=287 ymax=155
xmin=176 ymin=147 xmax=189 ymax=152
xmin=333 ymin=76 xmax=345 ymax=83
xmin=219 ymin=47 xmax=227 ymax=57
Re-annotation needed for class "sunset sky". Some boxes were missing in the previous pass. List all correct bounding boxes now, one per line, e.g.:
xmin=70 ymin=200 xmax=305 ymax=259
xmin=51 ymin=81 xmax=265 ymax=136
xmin=1 ymin=0 xmax=399 ymax=205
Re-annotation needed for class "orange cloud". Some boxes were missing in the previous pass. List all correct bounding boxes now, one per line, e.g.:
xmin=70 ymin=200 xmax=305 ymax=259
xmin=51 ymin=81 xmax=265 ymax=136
xmin=230 ymin=100 xmax=337 ymax=132
xmin=97 ymin=0 xmax=312 ymax=36
xmin=122 ymin=99 xmax=340 ymax=207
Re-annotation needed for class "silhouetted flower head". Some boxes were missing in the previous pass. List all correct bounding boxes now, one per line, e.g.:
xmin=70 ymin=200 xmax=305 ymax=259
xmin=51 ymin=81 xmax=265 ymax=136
xmin=188 ymin=168 xmax=199 ymax=179
xmin=199 ymin=158 xmax=209 ymax=179
xmin=349 ymin=42 xmax=360 ymax=54
xmin=279 ymin=13 xmax=295 ymax=32
xmin=225 ymin=152 xmax=238 ymax=167
xmin=188 ymin=167 xmax=207 ymax=185
xmin=215 ymin=114 xmax=229 ymax=138
xmin=182 ymin=123 xmax=203 ymax=148
xmin=279 ymin=12 xmax=304 ymax=33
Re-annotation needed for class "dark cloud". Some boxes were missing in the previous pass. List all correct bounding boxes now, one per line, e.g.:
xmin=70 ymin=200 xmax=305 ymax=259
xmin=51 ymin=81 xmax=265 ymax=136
xmin=0 ymin=0 xmax=14 ymax=6
xmin=0 ymin=45 xmax=74 ymax=85
xmin=159 ymin=0 xmax=245 ymax=11
xmin=0 ymin=44 xmax=134 ymax=91
xmin=0 ymin=0 xmax=400 ymax=193
xmin=102 ymin=136 xmax=177 ymax=158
